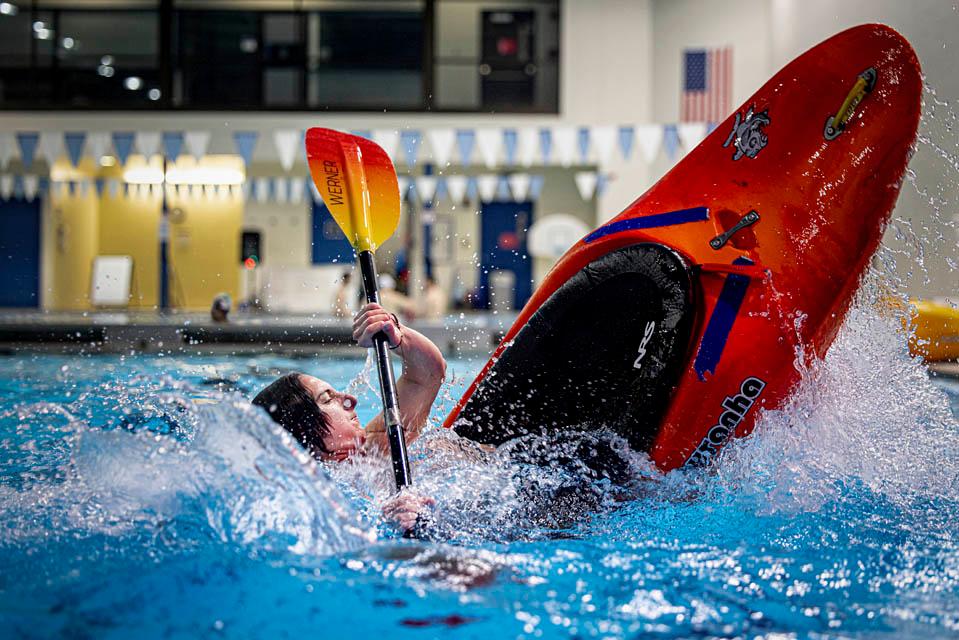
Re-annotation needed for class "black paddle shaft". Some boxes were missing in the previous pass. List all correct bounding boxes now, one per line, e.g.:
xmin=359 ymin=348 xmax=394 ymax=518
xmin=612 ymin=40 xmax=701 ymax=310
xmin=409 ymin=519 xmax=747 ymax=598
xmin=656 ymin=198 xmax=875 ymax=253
xmin=357 ymin=250 xmax=413 ymax=490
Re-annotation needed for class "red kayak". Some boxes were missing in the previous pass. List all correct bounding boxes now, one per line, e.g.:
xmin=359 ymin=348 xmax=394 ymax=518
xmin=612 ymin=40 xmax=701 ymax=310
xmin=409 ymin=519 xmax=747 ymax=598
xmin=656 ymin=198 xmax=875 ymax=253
xmin=443 ymin=24 xmax=922 ymax=472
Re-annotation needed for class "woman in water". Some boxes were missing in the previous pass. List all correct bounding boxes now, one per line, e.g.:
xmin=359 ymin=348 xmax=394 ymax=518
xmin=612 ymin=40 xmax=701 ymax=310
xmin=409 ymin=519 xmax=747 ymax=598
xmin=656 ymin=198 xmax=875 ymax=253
xmin=252 ymin=302 xmax=446 ymax=532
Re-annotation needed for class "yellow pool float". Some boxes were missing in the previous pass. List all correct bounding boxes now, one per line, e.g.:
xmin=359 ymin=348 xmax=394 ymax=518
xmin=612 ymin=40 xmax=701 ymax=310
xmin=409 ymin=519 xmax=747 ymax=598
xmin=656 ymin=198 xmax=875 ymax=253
xmin=909 ymin=299 xmax=959 ymax=362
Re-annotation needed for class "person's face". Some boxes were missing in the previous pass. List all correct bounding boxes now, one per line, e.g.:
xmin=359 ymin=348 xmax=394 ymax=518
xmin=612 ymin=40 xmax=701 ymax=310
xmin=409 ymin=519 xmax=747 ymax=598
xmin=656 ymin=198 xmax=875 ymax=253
xmin=297 ymin=375 xmax=362 ymax=462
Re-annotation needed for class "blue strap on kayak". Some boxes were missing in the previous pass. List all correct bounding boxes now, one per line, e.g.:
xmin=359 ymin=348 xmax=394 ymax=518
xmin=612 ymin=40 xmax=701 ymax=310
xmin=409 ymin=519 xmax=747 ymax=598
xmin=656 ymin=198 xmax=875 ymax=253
xmin=584 ymin=206 xmax=709 ymax=243
xmin=694 ymin=256 xmax=754 ymax=381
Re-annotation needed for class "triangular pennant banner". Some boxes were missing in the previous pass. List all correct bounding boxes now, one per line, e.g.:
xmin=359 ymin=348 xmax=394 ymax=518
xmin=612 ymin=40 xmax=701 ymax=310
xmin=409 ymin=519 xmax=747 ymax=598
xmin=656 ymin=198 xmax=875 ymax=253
xmin=445 ymin=175 xmax=468 ymax=204
xmin=434 ymin=176 xmax=448 ymax=204
xmin=233 ymin=131 xmax=259 ymax=166
xmin=243 ymin=181 xmax=254 ymax=202
xmin=455 ymin=129 xmax=476 ymax=167
xmin=396 ymin=175 xmax=410 ymax=201
xmin=274 ymin=177 xmax=289 ymax=204
xmin=23 ymin=175 xmax=39 ymax=201
xmin=574 ymin=172 xmax=598 ymax=200
xmin=399 ymin=130 xmax=421 ymax=167
xmin=636 ymin=124 xmax=664 ymax=163
xmin=108 ymin=179 xmax=120 ymax=198
xmin=529 ymin=175 xmax=545 ymax=201
xmin=184 ymin=130 xmax=211 ymax=161
xmin=538 ymin=128 xmax=553 ymax=165
xmin=289 ymin=176 xmax=305 ymax=204
xmin=426 ymin=128 xmax=455 ymax=167
xmin=502 ymin=129 xmax=518 ymax=166
xmin=135 ymin=131 xmax=161 ymax=159
xmin=94 ymin=178 xmax=105 ymax=198
xmin=495 ymin=175 xmax=511 ymax=201
xmin=618 ymin=126 xmax=636 ymax=161
xmin=112 ymin=132 xmax=135 ymax=165
xmin=414 ymin=175 xmax=438 ymax=204
xmin=596 ymin=173 xmax=611 ymax=198
xmin=677 ymin=122 xmax=708 ymax=152
xmin=40 ymin=132 xmax=66 ymax=168
xmin=663 ymin=124 xmax=680 ymax=161
xmin=553 ymin=126 xmax=577 ymax=167
xmin=465 ymin=176 xmax=479 ymax=202
xmin=87 ymin=132 xmax=111 ymax=163
xmin=591 ymin=126 xmax=617 ymax=165
xmin=372 ymin=129 xmax=400 ymax=163
xmin=508 ymin=173 xmax=531 ymax=202
xmin=274 ymin=129 xmax=300 ymax=173
xmin=476 ymin=174 xmax=498 ymax=202
xmin=577 ymin=127 xmax=591 ymax=164
xmin=0 ymin=133 xmax=15 ymax=168
xmin=38 ymin=177 xmax=49 ymax=196
xmin=162 ymin=131 xmax=184 ymax=162
xmin=475 ymin=128 xmax=501 ymax=168
xmin=255 ymin=177 xmax=270 ymax=203
xmin=517 ymin=127 xmax=538 ymax=167
xmin=13 ymin=175 xmax=24 ymax=199
xmin=16 ymin=132 xmax=40 ymax=169
xmin=0 ymin=174 xmax=15 ymax=199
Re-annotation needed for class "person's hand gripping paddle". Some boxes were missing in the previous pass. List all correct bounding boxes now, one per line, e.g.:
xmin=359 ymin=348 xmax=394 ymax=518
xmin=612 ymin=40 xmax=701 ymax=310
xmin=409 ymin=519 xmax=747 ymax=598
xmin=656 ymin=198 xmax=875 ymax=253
xmin=305 ymin=128 xmax=412 ymax=491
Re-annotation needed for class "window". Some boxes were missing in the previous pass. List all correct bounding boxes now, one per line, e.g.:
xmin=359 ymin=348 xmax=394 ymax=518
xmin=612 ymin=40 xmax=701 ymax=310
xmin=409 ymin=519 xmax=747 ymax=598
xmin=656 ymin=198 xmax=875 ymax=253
xmin=309 ymin=10 xmax=424 ymax=109
xmin=0 ymin=0 xmax=559 ymax=112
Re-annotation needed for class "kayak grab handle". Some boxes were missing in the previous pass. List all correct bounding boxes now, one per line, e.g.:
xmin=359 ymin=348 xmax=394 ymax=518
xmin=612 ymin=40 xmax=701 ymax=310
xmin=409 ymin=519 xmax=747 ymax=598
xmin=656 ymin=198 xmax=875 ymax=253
xmin=824 ymin=67 xmax=877 ymax=140
xmin=710 ymin=210 xmax=759 ymax=250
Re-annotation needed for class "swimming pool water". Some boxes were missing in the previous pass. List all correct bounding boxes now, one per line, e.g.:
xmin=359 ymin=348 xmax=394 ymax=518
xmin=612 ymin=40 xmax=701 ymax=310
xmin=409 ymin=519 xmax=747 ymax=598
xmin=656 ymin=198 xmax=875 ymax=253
xmin=1 ymin=304 xmax=958 ymax=639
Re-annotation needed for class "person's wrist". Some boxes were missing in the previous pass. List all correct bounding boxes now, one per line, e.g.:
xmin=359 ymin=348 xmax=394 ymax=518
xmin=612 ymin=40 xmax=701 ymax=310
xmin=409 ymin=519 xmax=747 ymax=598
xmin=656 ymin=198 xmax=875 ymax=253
xmin=388 ymin=313 xmax=403 ymax=350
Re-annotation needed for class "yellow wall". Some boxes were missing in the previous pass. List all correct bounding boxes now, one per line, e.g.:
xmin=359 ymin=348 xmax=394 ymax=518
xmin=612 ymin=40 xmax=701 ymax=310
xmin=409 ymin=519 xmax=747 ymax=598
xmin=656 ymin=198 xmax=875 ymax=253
xmin=167 ymin=189 xmax=242 ymax=310
xmin=44 ymin=168 xmax=99 ymax=311
xmin=97 ymin=188 xmax=160 ymax=308
xmin=41 ymin=155 xmax=243 ymax=312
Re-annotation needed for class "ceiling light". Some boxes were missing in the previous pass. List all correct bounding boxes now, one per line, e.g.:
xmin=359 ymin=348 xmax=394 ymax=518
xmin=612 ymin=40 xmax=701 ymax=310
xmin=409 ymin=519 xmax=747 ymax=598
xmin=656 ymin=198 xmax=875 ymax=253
xmin=123 ymin=76 xmax=142 ymax=91
xmin=147 ymin=88 xmax=161 ymax=101
xmin=32 ymin=20 xmax=44 ymax=32
xmin=123 ymin=166 xmax=164 ymax=184
xmin=166 ymin=166 xmax=245 ymax=186
xmin=97 ymin=64 xmax=114 ymax=77
xmin=0 ymin=3 xmax=19 ymax=16
xmin=99 ymin=156 xmax=116 ymax=167
xmin=100 ymin=54 xmax=113 ymax=66
xmin=62 ymin=36 xmax=75 ymax=49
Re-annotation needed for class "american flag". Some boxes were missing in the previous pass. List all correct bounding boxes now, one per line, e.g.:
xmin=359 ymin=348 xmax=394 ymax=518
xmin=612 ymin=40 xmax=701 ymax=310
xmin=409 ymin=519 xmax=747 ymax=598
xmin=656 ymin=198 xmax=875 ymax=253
xmin=681 ymin=47 xmax=732 ymax=122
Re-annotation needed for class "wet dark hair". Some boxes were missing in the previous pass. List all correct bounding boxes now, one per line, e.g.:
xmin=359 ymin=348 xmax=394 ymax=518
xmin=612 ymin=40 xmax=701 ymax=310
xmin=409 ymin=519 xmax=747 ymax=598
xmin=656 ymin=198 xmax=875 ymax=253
xmin=252 ymin=372 xmax=331 ymax=455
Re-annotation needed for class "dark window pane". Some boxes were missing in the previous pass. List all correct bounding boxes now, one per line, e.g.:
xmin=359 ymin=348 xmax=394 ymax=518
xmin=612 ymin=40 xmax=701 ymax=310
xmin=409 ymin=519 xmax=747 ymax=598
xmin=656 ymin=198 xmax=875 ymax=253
xmin=57 ymin=11 xmax=158 ymax=69
xmin=0 ymin=12 xmax=36 ymax=67
xmin=318 ymin=12 xmax=422 ymax=70
xmin=0 ymin=10 xmax=56 ymax=106
xmin=176 ymin=10 xmax=260 ymax=107
xmin=56 ymin=11 xmax=159 ymax=107
xmin=310 ymin=10 xmax=422 ymax=109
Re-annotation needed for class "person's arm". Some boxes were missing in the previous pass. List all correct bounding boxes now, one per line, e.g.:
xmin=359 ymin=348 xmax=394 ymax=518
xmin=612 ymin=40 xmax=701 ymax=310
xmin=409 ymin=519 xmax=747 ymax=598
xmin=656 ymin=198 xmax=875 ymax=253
xmin=352 ymin=302 xmax=446 ymax=453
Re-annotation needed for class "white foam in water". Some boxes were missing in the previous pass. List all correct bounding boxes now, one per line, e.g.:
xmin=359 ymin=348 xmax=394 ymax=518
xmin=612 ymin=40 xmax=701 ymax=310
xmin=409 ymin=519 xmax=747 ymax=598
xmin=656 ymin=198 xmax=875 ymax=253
xmin=713 ymin=290 xmax=959 ymax=515
xmin=0 ymin=385 xmax=374 ymax=560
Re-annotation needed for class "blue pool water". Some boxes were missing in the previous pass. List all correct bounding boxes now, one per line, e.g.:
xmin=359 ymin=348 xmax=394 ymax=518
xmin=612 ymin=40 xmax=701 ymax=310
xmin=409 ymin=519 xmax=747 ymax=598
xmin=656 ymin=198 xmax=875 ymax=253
xmin=1 ymin=303 xmax=958 ymax=639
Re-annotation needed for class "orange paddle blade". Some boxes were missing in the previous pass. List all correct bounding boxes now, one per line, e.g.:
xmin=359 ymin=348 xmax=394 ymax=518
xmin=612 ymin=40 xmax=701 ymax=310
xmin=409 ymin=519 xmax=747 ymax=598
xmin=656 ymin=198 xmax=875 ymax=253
xmin=305 ymin=128 xmax=401 ymax=252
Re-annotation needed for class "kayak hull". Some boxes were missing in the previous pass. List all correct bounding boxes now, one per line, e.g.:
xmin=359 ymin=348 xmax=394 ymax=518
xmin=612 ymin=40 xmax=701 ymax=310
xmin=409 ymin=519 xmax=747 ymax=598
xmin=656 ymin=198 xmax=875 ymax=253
xmin=445 ymin=24 xmax=923 ymax=471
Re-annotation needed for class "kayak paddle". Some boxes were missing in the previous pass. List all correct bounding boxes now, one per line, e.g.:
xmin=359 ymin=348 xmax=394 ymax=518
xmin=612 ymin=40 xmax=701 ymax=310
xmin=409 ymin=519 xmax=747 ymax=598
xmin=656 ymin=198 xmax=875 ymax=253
xmin=305 ymin=127 xmax=412 ymax=490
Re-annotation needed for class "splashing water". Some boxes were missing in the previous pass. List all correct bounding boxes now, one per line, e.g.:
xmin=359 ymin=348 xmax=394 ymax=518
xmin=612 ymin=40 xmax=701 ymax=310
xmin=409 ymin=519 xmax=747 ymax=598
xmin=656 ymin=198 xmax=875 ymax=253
xmin=2 ymin=89 xmax=959 ymax=638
